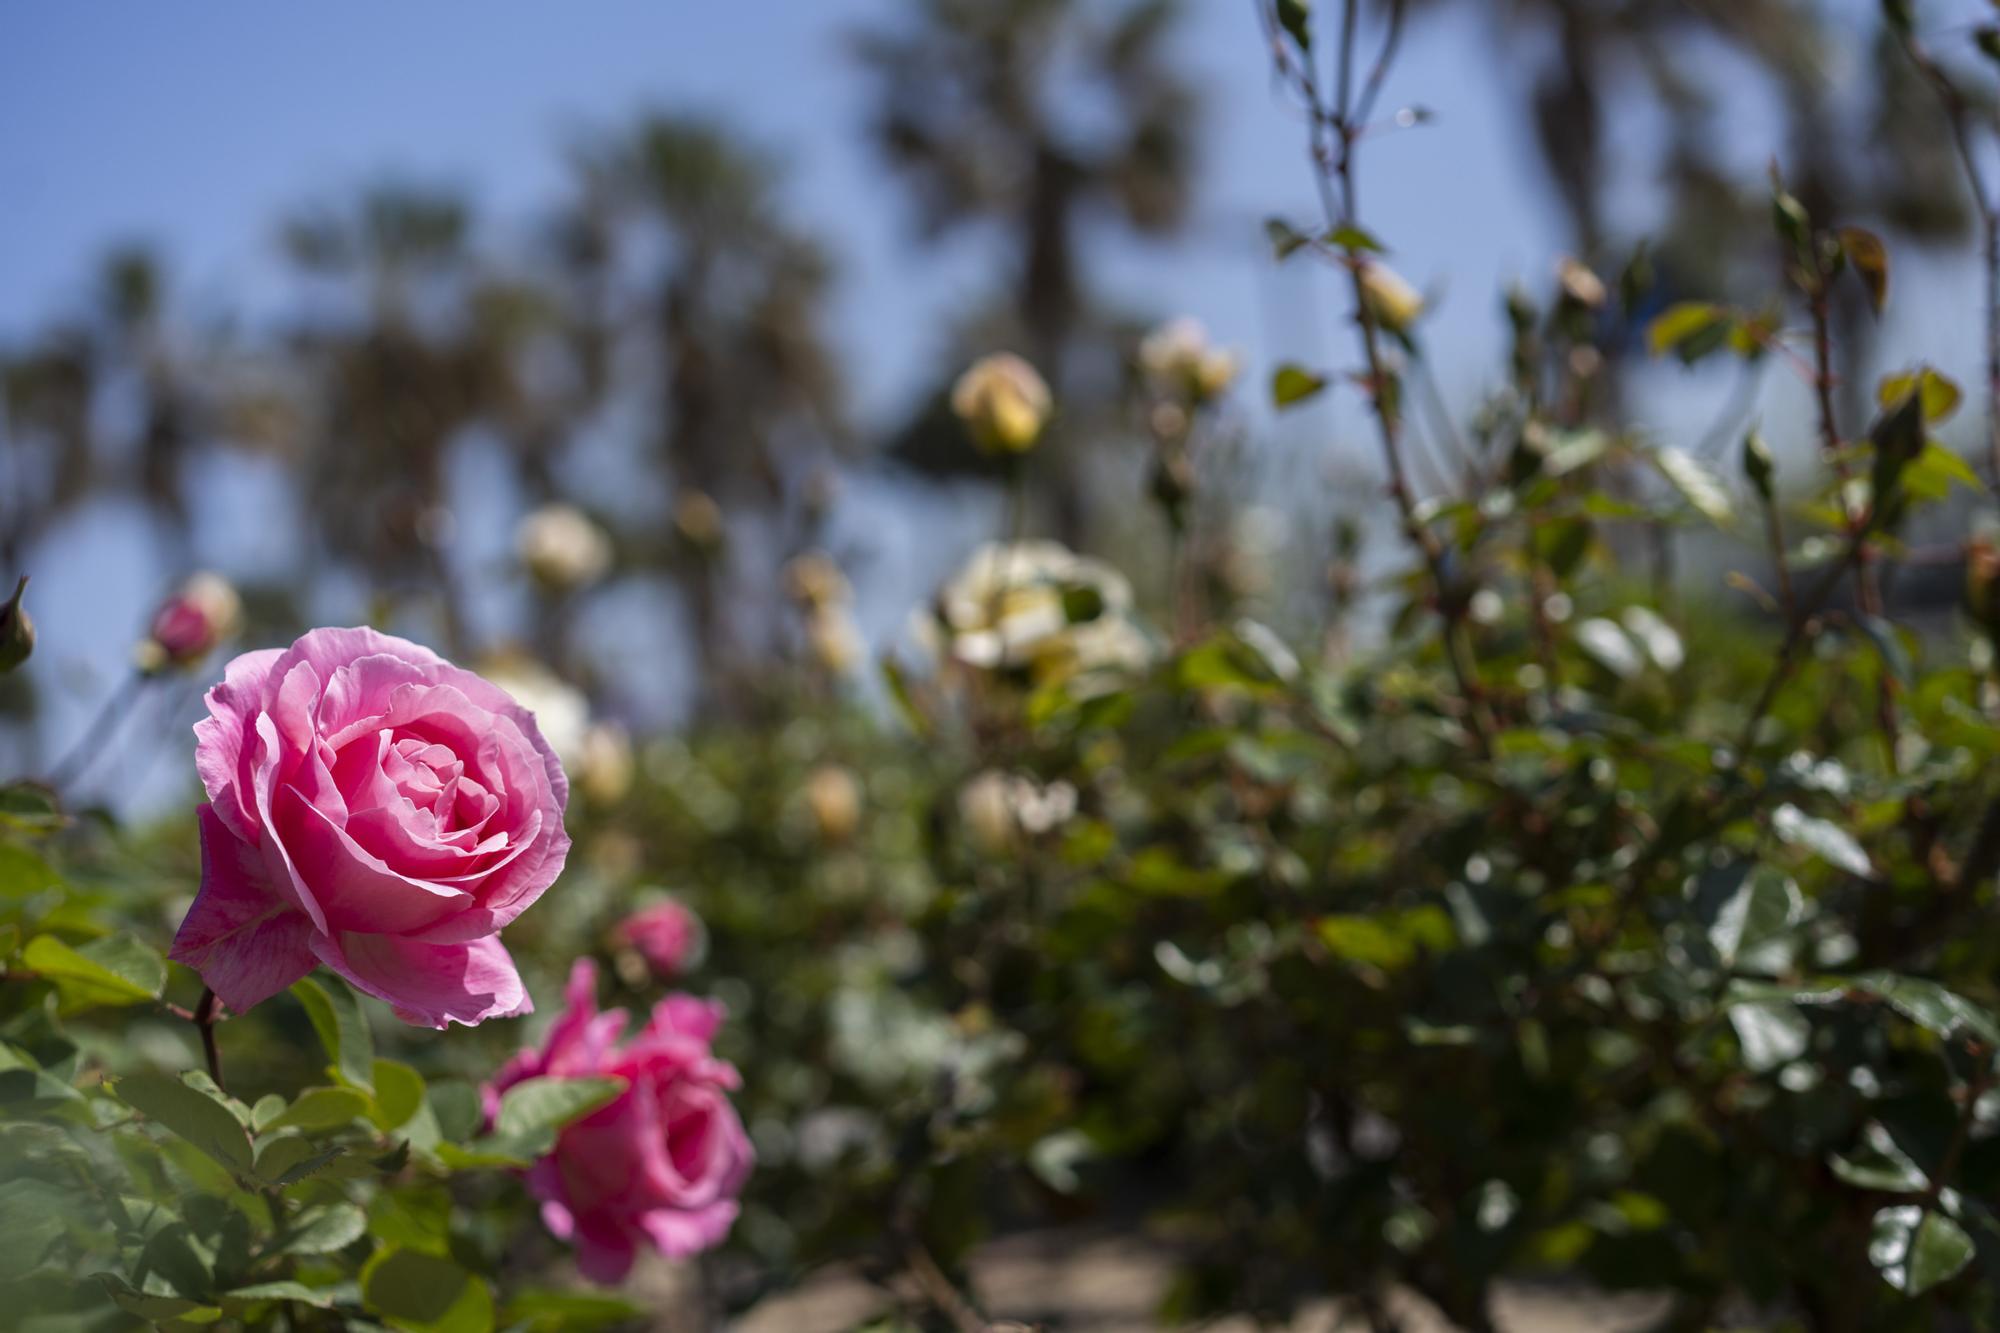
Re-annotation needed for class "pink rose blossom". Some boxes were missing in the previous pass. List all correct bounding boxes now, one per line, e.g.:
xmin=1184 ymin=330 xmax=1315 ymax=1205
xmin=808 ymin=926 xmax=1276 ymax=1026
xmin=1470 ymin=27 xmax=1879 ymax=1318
xmin=485 ymin=960 xmax=752 ymax=1282
xmin=614 ymin=900 xmax=700 ymax=977
xmin=170 ymin=627 xmax=570 ymax=1028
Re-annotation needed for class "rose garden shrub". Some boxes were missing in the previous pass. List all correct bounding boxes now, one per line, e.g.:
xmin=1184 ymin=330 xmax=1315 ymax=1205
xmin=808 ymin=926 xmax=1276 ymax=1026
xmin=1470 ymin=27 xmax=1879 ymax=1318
xmin=11 ymin=3 xmax=2000 ymax=1330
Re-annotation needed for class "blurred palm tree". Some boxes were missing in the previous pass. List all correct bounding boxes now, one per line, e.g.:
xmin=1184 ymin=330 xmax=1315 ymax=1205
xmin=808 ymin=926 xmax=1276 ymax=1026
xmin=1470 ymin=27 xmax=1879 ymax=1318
xmin=550 ymin=115 xmax=847 ymax=708
xmin=855 ymin=0 xmax=1199 ymax=539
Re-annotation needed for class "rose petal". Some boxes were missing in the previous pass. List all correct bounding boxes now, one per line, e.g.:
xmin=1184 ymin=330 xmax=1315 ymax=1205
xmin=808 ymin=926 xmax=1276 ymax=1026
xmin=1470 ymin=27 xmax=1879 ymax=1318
xmin=170 ymin=805 xmax=318 ymax=1012
xmin=193 ymin=648 xmax=282 ymax=844
xmin=311 ymin=931 xmax=531 ymax=1029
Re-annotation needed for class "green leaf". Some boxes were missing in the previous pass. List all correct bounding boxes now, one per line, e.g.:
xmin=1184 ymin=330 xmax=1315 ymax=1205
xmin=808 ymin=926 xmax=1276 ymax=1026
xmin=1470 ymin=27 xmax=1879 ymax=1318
xmin=263 ymin=1086 xmax=369 ymax=1133
xmin=502 ymin=1289 xmax=643 ymax=1332
xmin=494 ymin=1076 xmax=625 ymax=1141
xmin=1271 ymin=363 xmax=1329 ymax=409
xmin=116 ymin=1073 xmax=253 ymax=1174
xmin=1646 ymin=301 xmax=1731 ymax=363
xmin=1275 ymin=0 xmax=1310 ymax=51
xmin=1849 ymin=973 xmax=2000 ymax=1046
xmin=363 ymin=1246 xmax=493 ymax=1332
xmin=1838 ymin=227 xmax=1889 ymax=314
xmin=1870 ymin=1205 xmax=1973 ymax=1295
xmin=1316 ymin=907 xmax=1453 ymax=972
xmin=223 ymin=1280 xmax=338 ymax=1310
xmin=1701 ymin=864 xmax=1802 ymax=975
xmin=0 ymin=843 xmax=59 ymax=898
xmin=21 ymin=932 xmax=163 ymax=1010
xmin=1264 ymin=217 xmax=1310 ymax=261
xmin=1877 ymin=366 xmax=1961 ymax=424
xmin=427 ymin=1080 xmax=483 ymax=1143
xmin=1742 ymin=430 xmax=1776 ymax=501
xmin=1727 ymin=999 xmax=1810 ymax=1072
xmin=1650 ymin=446 xmax=1734 ymax=524
xmin=256 ymin=1136 xmax=348 ymax=1187
xmin=1325 ymin=223 xmax=1385 ymax=254
xmin=1771 ymin=804 xmax=1872 ymax=878
xmin=292 ymin=975 xmax=374 ymax=1092
xmin=281 ymin=1201 xmax=367 ymax=1255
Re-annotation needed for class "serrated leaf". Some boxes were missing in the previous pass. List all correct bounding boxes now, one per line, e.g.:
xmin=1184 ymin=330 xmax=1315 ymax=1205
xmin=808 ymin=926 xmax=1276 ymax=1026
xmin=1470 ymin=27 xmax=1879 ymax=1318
xmin=224 ymin=1280 xmax=338 ymax=1309
xmin=281 ymin=1201 xmax=366 ymax=1255
xmin=292 ymin=975 xmax=374 ymax=1092
xmin=256 ymin=1135 xmax=348 ymax=1186
xmin=116 ymin=1073 xmax=253 ymax=1173
xmin=363 ymin=1246 xmax=490 ymax=1331
xmin=22 ymin=932 xmax=162 ymax=1011
xmin=263 ymin=1086 xmax=369 ymax=1133
xmin=494 ymin=1076 xmax=625 ymax=1141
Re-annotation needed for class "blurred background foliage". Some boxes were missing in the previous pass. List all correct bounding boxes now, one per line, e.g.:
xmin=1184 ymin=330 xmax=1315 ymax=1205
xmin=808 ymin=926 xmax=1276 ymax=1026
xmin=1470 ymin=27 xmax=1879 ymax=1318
xmin=14 ymin=0 xmax=2000 ymax=1329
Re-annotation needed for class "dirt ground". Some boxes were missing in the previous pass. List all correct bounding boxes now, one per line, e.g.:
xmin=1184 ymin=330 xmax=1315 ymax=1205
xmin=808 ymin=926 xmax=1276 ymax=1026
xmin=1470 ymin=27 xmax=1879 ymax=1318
xmin=727 ymin=1226 xmax=1672 ymax=1332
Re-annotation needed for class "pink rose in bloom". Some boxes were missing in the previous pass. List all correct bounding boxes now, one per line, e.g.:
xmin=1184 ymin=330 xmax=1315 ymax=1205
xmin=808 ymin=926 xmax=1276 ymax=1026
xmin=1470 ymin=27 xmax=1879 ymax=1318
xmin=614 ymin=899 xmax=700 ymax=977
xmin=485 ymin=960 xmax=752 ymax=1282
xmin=170 ymin=627 xmax=570 ymax=1027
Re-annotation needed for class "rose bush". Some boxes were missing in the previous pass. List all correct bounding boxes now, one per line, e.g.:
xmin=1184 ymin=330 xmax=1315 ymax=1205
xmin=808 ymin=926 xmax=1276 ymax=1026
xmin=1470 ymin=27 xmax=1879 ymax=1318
xmin=485 ymin=959 xmax=752 ymax=1281
xmin=170 ymin=626 xmax=570 ymax=1027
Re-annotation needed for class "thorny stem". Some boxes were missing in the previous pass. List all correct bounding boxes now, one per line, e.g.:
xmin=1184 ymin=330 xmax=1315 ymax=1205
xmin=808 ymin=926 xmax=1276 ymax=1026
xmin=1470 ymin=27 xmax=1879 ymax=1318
xmin=1807 ymin=285 xmax=1901 ymax=769
xmin=904 ymin=1240 xmax=992 ymax=1333
xmin=1265 ymin=0 xmax=1493 ymax=755
xmin=47 ymin=670 xmax=150 ymax=795
xmin=194 ymin=986 xmax=225 ymax=1091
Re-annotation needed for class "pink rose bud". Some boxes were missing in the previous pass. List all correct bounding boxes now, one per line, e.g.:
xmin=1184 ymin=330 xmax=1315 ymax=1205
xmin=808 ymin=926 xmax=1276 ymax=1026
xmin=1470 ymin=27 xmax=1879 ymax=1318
xmin=169 ymin=627 xmax=570 ymax=1028
xmin=143 ymin=572 xmax=242 ymax=672
xmin=613 ymin=899 xmax=700 ymax=978
xmin=484 ymin=959 xmax=752 ymax=1282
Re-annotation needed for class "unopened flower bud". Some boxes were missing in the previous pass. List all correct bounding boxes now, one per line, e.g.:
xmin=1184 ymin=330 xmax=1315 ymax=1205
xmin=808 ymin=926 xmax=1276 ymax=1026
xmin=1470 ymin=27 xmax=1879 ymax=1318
xmin=1555 ymin=257 xmax=1607 ymax=310
xmin=0 ymin=577 xmax=33 ymax=674
xmin=139 ymin=572 xmax=240 ymax=673
xmin=1357 ymin=260 xmax=1424 ymax=335
xmin=674 ymin=490 xmax=726 ymax=552
xmin=1138 ymin=317 xmax=1239 ymax=405
xmin=951 ymin=352 xmax=1052 ymax=455
xmin=784 ymin=550 xmax=851 ymax=612
xmin=516 ymin=502 xmax=612 ymax=591
xmin=804 ymin=763 xmax=862 ymax=844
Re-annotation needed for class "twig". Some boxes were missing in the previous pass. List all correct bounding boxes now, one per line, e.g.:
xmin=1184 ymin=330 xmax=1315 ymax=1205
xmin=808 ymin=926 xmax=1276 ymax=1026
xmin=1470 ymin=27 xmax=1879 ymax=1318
xmin=46 ymin=669 xmax=150 ymax=794
xmin=1889 ymin=22 xmax=2000 ymax=492
xmin=905 ymin=1240 xmax=991 ymax=1333
xmin=1263 ymin=0 xmax=1494 ymax=754
xmin=193 ymin=986 xmax=225 ymax=1091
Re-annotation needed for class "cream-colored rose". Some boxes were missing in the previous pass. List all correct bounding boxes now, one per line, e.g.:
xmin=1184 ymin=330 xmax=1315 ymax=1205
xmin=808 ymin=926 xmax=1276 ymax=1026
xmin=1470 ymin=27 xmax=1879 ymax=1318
xmin=516 ymin=502 xmax=612 ymax=590
xmin=481 ymin=658 xmax=590 ymax=769
xmin=1139 ymin=317 xmax=1239 ymax=404
xmin=928 ymin=540 xmax=1151 ymax=686
xmin=957 ymin=769 xmax=1078 ymax=855
xmin=1357 ymin=260 xmax=1424 ymax=334
xmin=950 ymin=352 xmax=1052 ymax=455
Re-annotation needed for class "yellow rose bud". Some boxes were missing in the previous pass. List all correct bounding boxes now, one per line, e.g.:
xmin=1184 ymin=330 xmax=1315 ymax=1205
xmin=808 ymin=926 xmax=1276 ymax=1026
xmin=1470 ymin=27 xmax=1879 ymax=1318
xmin=951 ymin=352 xmax=1052 ymax=455
xmin=1357 ymin=260 xmax=1424 ymax=334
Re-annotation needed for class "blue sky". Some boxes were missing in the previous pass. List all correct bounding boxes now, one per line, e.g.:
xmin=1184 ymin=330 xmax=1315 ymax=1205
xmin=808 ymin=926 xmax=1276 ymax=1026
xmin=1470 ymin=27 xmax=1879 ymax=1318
xmin=4 ymin=0 xmax=1993 ymax=800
